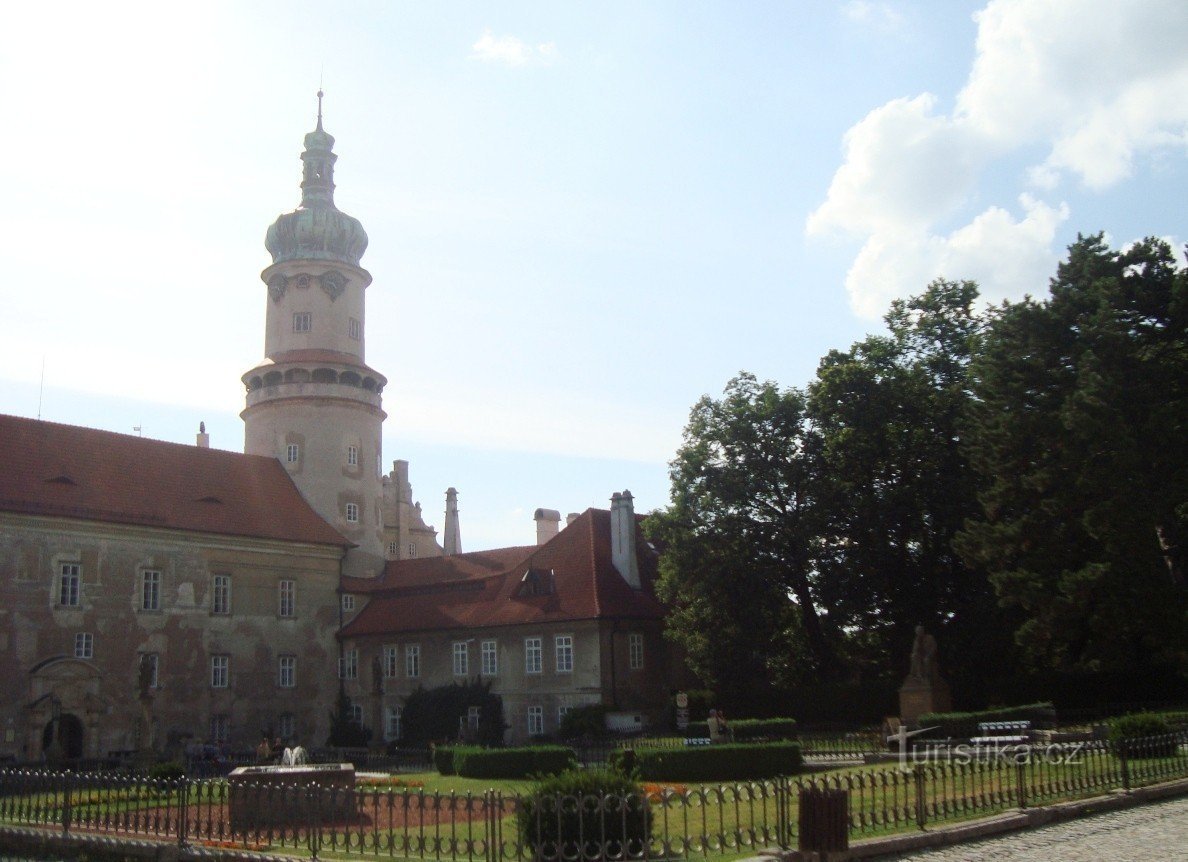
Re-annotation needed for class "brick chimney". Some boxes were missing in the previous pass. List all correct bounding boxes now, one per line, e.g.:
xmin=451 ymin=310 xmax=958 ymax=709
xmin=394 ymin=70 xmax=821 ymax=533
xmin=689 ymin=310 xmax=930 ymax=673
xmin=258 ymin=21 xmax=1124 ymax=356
xmin=610 ymin=490 xmax=641 ymax=589
xmin=196 ymin=421 xmax=210 ymax=448
xmin=534 ymin=508 xmax=561 ymax=545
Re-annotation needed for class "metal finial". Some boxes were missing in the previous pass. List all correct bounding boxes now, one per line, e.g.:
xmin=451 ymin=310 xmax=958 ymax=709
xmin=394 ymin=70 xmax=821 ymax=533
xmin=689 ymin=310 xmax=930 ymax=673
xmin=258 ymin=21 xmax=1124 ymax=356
xmin=316 ymin=89 xmax=324 ymax=129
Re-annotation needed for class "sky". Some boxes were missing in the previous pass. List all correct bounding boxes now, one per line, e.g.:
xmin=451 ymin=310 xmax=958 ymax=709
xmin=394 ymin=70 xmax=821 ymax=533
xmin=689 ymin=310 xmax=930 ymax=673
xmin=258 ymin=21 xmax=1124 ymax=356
xmin=1 ymin=0 xmax=1186 ymax=549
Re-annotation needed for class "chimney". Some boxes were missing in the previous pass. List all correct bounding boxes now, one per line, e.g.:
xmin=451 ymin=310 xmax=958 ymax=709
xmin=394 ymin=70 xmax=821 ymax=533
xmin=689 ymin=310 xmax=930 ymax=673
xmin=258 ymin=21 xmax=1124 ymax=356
xmin=566 ymin=512 xmax=580 ymax=527
xmin=534 ymin=508 xmax=561 ymax=545
xmin=196 ymin=421 xmax=210 ymax=448
xmin=610 ymin=490 xmax=641 ymax=589
xmin=443 ymin=487 xmax=461 ymax=556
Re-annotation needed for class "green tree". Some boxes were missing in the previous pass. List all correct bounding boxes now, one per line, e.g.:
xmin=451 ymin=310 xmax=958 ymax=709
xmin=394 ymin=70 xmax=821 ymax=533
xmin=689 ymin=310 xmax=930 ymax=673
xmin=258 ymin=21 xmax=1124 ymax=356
xmin=806 ymin=280 xmax=998 ymax=678
xmin=958 ymin=234 xmax=1188 ymax=673
xmin=647 ymin=373 xmax=839 ymax=709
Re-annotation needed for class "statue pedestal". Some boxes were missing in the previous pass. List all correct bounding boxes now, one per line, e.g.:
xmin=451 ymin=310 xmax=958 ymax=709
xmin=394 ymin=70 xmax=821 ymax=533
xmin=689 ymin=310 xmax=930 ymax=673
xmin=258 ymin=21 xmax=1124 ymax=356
xmin=898 ymin=676 xmax=951 ymax=726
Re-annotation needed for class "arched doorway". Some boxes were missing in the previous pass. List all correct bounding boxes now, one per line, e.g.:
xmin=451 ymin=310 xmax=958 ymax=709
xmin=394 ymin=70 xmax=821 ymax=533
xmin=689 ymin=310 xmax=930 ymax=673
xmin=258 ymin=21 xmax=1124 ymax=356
xmin=42 ymin=714 xmax=85 ymax=760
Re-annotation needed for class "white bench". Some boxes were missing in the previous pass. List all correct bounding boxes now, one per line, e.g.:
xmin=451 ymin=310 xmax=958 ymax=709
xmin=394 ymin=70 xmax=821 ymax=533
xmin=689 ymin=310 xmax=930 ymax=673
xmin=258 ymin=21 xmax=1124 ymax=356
xmin=971 ymin=720 xmax=1031 ymax=745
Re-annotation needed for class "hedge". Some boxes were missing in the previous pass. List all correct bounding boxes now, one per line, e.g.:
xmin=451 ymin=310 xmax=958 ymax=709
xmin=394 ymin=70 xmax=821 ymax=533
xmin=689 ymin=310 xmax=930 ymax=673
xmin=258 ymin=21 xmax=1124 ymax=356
xmin=731 ymin=719 xmax=797 ymax=740
xmin=617 ymin=742 xmax=802 ymax=781
xmin=518 ymin=769 xmax=650 ymax=856
xmin=453 ymin=745 xmax=577 ymax=779
xmin=1108 ymin=713 xmax=1179 ymax=757
xmin=918 ymin=702 xmax=1056 ymax=738
xmin=434 ymin=745 xmax=457 ymax=775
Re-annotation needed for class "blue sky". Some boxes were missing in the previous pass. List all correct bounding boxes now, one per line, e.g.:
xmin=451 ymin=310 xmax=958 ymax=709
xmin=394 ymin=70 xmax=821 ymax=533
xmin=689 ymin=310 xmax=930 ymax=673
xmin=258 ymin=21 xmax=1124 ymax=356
xmin=2 ymin=1 xmax=1186 ymax=549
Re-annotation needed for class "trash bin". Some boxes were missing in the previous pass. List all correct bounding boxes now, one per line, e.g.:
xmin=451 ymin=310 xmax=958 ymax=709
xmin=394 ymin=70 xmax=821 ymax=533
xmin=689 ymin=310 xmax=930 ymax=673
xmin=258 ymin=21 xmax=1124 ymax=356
xmin=798 ymin=786 xmax=848 ymax=854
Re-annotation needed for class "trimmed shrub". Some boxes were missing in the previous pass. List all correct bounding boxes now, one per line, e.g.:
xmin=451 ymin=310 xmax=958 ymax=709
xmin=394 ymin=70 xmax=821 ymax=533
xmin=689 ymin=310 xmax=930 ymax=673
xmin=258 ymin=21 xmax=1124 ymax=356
xmin=454 ymin=745 xmax=577 ymax=779
xmin=731 ymin=718 xmax=797 ymax=741
xmin=434 ymin=745 xmax=457 ymax=775
xmin=628 ymin=742 xmax=802 ymax=781
xmin=918 ymin=702 xmax=1056 ymax=738
xmin=559 ymin=704 xmax=609 ymax=739
xmin=683 ymin=721 xmax=710 ymax=739
xmin=147 ymin=761 xmax=185 ymax=781
xmin=1109 ymin=713 xmax=1178 ymax=757
xmin=518 ymin=769 xmax=651 ymax=859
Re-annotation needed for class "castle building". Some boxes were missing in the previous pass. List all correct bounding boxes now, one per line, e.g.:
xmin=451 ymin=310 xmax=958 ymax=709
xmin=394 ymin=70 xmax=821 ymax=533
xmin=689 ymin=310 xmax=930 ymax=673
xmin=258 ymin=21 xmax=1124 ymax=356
xmin=0 ymin=96 xmax=683 ymax=761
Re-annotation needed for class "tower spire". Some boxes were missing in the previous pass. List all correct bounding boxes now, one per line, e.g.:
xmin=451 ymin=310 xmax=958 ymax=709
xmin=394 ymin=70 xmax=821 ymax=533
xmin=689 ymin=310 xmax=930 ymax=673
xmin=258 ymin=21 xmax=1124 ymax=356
xmin=316 ymin=88 xmax=324 ymax=130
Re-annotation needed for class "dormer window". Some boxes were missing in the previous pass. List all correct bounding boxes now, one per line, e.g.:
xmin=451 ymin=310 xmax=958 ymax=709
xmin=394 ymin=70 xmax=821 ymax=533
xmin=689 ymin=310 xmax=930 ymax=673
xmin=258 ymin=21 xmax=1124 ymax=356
xmin=519 ymin=568 xmax=555 ymax=597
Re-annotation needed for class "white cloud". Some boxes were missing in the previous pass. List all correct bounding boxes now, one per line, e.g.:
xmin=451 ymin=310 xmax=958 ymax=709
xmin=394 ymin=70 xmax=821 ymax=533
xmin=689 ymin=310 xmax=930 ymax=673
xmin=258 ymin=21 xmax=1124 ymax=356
xmin=470 ymin=30 xmax=558 ymax=67
xmin=842 ymin=1 xmax=905 ymax=29
xmin=810 ymin=0 xmax=1188 ymax=317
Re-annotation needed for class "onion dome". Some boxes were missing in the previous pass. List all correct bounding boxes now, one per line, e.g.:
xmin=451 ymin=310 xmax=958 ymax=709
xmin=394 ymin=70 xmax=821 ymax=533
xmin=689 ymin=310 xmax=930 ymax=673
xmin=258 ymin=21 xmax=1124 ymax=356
xmin=265 ymin=91 xmax=369 ymax=267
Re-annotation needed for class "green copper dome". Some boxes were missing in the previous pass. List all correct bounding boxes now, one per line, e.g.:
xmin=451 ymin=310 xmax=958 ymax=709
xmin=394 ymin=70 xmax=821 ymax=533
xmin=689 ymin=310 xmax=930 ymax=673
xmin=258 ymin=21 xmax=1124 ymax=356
xmin=265 ymin=93 xmax=369 ymax=267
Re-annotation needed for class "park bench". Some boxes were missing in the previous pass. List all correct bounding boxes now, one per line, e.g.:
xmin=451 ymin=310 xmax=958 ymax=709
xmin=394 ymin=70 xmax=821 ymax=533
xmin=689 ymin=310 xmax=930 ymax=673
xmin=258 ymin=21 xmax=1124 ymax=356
xmin=971 ymin=720 xmax=1031 ymax=745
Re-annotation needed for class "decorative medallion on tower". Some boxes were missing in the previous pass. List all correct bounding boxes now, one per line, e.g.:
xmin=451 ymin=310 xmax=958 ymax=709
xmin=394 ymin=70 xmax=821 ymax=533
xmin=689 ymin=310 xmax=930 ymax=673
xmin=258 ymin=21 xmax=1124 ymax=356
xmin=264 ymin=91 xmax=369 ymax=267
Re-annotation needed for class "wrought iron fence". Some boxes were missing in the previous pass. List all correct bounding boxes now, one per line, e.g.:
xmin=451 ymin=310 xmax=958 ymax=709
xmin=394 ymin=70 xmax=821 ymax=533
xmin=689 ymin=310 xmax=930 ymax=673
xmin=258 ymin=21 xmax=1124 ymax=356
xmin=0 ymin=732 xmax=1184 ymax=860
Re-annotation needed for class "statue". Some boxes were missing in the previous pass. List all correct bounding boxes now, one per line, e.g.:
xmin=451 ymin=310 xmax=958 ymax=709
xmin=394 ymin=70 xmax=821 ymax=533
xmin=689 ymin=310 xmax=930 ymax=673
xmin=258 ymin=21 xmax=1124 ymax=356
xmin=898 ymin=625 xmax=950 ymax=725
xmin=371 ymin=655 xmax=384 ymax=695
xmin=908 ymin=625 xmax=939 ymax=682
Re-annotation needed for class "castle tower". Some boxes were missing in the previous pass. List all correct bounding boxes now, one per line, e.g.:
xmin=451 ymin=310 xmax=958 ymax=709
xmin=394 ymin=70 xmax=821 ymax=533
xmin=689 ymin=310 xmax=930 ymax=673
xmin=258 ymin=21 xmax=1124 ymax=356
xmin=242 ymin=92 xmax=386 ymax=576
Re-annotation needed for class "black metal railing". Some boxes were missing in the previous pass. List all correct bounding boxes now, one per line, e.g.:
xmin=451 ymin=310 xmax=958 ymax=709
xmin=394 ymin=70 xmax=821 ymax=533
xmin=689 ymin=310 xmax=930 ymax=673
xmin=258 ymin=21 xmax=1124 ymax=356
xmin=0 ymin=731 xmax=1184 ymax=860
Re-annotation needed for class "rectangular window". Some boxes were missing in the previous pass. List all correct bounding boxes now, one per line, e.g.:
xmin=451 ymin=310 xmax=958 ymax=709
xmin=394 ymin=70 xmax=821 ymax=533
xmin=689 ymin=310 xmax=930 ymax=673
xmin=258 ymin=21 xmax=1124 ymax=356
xmin=278 ymin=654 xmax=296 ymax=688
xmin=212 ymin=575 xmax=231 ymax=615
xmin=349 ymin=703 xmax=364 ymax=726
xmin=452 ymin=641 xmax=469 ymax=676
xmin=339 ymin=649 xmax=359 ymax=680
xmin=407 ymin=543 xmax=417 ymax=558
xmin=141 ymin=569 xmax=161 ymax=611
xmin=74 ymin=632 xmax=93 ymax=659
xmin=341 ymin=594 xmax=355 ymax=612
xmin=468 ymin=705 xmax=481 ymax=730
xmin=286 ymin=443 xmax=300 ymax=463
xmin=211 ymin=654 xmax=229 ymax=688
xmin=558 ymin=705 xmax=571 ymax=727
xmin=279 ymin=713 xmax=295 ymax=739
xmin=293 ymin=312 xmax=312 ymax=333
xmin=628 ymin=633 xmax=644 ymax=670
xmin=382 ymin=644 xmax=399 ymax=678
xmin=59 ymin=563 xmax=81 ymax=607
xmin=527 ymin=706 xmax=544 ymax=737
xmin=405 ymin=644 xmax=421 ymax=678
xmin=210 ymin=714 xmax=230 ymax=743
xmin=385 ymin=706 xmax=403 ymax=741
xmin=555 ymin=635 xmax=574 ymax=673
xmin=481 ymin=640 xmax=498 ymax=676
xmin=386 ymin=542 xmax=398 ymax=557
xmin=278 ymin=579 xmax=296 ymax=618
xmin=347 ymin=445 xmax=358 ymax=466
xmin=524 ymin=637 xmax=542 ymax=674
xmin=345 ymin=503 xmax=359 ymax=523
xmin=140 ymin=653 xmax=159 ymax=688
xmin=349 ymin=317 xmax=361 ymax=340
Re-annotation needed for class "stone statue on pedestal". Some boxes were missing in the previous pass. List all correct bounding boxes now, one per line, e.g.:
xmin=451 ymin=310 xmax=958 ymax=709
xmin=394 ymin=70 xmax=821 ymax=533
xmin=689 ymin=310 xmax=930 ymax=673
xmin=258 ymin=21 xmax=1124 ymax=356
xmin=898 ymin=625 xmax=951 ymax=725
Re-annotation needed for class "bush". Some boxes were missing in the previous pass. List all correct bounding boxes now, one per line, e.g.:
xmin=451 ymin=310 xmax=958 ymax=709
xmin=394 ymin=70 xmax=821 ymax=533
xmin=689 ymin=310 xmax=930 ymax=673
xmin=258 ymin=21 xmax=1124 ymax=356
xmin=452 ymin=745 xmax=577 ymax=779
xmin=401 ymin=680 xmax=507 ymax=747
xmin=434 ymin=745 xmax=457 ymax=775
xmin=518 ymin=769 xmax=651 ymax=859
xmin=917 ymin=702 xmax=1056 ymax=738
xmin=731 ymin=718 xmax=797 ymax=741
xmin=625 ymin=742 xmax=802 ymax=781
xmin=559 ymin=704 xmax=608 ymax=739
xmin=1109 ymin=713 xmax=1178 ymax=757
xmin=147 ymin=761 xmax=185 ymax=781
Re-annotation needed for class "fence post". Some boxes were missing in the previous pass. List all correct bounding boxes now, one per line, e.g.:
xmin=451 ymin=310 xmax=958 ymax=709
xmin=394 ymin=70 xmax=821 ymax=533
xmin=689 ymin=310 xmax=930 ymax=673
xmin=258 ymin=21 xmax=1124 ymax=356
xmin=1015 ymin=761 xmax=1027 ymax=810
xmin=61 ymin=774 xmax=72 ymax=836
xmin=913 ymin=766 xmax=926 ymax=831
xmin=177 ymin=778 xmax=190 ymax=848
xmin=1120 ymin=744 xmax=1130 ymax=791
xmin=776 ymin=777 xmax=791 ymax=850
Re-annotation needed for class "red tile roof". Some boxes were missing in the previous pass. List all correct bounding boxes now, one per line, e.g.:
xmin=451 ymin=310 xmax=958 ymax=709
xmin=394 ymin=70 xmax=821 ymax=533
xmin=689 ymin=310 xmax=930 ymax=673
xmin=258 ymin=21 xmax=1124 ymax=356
xmin=339 ymin=508 xmax=666 ymax=637
xmin=0 ymin=414 xmax=348 ymax=547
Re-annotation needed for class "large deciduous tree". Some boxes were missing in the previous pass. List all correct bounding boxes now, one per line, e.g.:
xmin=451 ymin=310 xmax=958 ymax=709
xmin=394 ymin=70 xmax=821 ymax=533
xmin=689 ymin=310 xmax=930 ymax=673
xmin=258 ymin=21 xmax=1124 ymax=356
xmin=957 ymin=235 xmax=1188 ymax=673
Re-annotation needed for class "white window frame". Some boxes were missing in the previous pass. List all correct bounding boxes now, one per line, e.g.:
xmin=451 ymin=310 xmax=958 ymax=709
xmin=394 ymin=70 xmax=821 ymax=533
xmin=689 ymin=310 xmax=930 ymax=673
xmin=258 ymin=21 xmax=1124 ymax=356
xmin=481 ymin=639 xmax=498 ymax=676
xmin=386 ymin=542 xmax=398 ymax=557
xmin=141 ymin=569 xmax=161 ymax=611
xmin=345 ymin=503 xmax=359 ymax=523
xmin=405 ymin=644 xmax=421 ymax=678
xmin=527 ymin=705 xmax=544 ymax=737
xmin=339 ymin=648 xmax=359 ymax=680
xmin=452 ymin=641 xmax=469 ymax=676
xmin=558 ymin=705 xmax=571 ymax=726
xmin=347 ymin=444 xmax=358 ymax=466
xmin=279 ymin=713 xmax=296 ymax=739
xmin=468 ymin=705 xmax=481 ymax=730
xmin=211 ymin=654 xmax=229 ymax=689
xmin=382 ymin=644 xmax=399 ymax=678
xmin=407 ymin=543 xmax=417 ymax=558
xmin=385 ymin=705 xmax=403 ymax=741
xmin=341 ymin=594 xmax=355 ymax=612
xmin=349 ymin=317 xmax=361 ymax=340
xmin=349 ymin=703 xmax=364 ymax=727
xmin=293 ymin=311 xmax=312 ymax=333
xmin=74 ymin=632 xmax=93 ymax=659
xmin=286 ymin=443 xmax=299 ymax=463
xmin=555 ymin=634 xmax=574 ymax=673
xmin=212 ymin=574 xmax=231 ymax=615
xmin=278 ymin=579 xmax=296 ymax=618
xmin=524 ymin=637 xmax=542 ymax=675
xmin=628 ymin=633 xmax=644 ymax=670
xmin=278 ymin=654 xmax=296 ymax=688
xmin=59 ymin=563 xmax=81 ymax=607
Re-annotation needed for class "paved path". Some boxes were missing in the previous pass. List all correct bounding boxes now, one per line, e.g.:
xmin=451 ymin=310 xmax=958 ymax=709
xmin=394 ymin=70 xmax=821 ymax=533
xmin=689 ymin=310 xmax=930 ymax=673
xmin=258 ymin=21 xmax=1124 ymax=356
xmin=883 ymin=795 xmax=1188 ymax=860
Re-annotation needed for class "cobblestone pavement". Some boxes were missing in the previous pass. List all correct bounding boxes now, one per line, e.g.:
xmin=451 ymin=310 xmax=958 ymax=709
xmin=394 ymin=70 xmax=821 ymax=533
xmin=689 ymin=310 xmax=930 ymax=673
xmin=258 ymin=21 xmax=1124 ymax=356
xmin=883 ymin=795 xmax=1188 ymax=860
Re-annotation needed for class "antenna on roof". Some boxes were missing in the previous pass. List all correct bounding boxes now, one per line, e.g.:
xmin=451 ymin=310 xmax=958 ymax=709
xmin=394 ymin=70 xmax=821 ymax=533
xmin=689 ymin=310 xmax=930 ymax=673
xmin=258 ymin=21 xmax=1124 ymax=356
xmin=37 ymin=355 xmax=45 ymax=420
xmin=133 ymin=425 xmax=142 ymax=437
